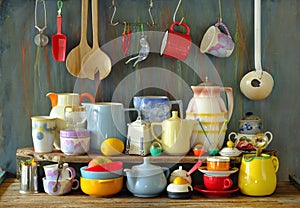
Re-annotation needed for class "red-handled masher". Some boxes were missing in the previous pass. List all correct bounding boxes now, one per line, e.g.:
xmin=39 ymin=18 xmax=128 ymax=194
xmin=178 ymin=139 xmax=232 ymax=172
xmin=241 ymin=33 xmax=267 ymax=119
xmin=52 ymin=0 xmax=67 ymax=62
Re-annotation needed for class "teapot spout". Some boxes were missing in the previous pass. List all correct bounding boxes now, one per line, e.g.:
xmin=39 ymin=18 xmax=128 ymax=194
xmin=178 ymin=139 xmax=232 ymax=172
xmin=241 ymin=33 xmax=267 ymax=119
xmin=124 ymin=168 xmax=136 ymax=189
xmin=46 ymin=92 xmax=58 ymax=108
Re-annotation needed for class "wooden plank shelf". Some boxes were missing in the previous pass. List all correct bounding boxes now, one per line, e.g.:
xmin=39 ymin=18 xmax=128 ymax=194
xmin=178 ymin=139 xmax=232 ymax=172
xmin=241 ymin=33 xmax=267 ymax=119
xmin=16 ymin=148 xmax=242 ymax=164
xmin=1 ymin=178 xmax=300 ymax=207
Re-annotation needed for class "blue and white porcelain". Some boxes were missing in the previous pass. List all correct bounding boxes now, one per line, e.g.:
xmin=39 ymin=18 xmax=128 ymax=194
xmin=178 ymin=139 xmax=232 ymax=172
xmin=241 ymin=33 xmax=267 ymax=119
xmin=133 ymin=96 xmax=183 ymax=123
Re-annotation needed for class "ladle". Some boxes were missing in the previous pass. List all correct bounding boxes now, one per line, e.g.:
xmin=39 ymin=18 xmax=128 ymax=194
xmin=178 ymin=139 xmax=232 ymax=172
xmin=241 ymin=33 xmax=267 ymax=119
xmin=66 ymin=0 xmax=91 ymax=77
xmin=240 ymin=0 xmax=274 ymax=100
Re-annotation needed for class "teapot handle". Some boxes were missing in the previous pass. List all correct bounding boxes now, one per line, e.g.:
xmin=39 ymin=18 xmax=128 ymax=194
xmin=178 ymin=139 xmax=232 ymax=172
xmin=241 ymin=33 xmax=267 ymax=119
xmin=162 ymin=167 xmax=170 ymax=178
xmin=151 ymin=122 xmax=163 ymax=143
xmin=221 ymin=87 xmax=234 ymax=121
xmin=271 ymin=156 xmax=279 ymax=173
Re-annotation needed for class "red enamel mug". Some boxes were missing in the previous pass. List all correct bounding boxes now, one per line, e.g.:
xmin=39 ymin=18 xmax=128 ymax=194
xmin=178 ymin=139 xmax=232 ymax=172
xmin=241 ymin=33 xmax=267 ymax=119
xmin=203 ymin=174 xmax=233 ymax=190
xmin=160 ymin=22 xmax=192 ymax=60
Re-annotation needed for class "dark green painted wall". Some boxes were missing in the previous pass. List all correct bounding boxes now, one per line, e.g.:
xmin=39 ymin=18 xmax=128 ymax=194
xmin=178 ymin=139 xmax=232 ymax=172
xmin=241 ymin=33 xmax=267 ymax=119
xmin=0 ymin=0 xmax=299 ymax=181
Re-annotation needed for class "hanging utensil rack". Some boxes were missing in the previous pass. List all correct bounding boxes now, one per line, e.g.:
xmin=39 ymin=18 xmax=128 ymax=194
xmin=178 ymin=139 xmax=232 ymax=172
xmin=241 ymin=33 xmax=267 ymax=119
xmin=109 ymin=0 xmax=158 ymax=27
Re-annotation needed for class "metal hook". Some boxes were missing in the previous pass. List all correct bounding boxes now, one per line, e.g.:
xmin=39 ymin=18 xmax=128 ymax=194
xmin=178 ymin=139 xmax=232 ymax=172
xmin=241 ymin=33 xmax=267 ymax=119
xmin=110 ymin=0 xmax=119 ymax=26
xmin=218 ymin=0 xmax=223 ymax=23
xmin=35 ymin=0 xmax=47 ymax=33
xmin=173 ymin=0 xmax=184 ymax=24
xmin=147 ymin=0 xmax=155 ymax=26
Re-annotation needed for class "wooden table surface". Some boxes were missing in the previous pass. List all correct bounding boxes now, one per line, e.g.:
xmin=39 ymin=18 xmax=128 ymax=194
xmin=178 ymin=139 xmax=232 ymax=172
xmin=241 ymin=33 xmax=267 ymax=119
xmin=1 ymin=178 xmax=300 ymax=208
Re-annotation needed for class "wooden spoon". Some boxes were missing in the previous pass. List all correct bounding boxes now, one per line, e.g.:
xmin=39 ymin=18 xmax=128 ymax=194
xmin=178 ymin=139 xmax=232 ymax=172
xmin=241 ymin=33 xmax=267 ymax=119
xmin=80 ymin=0 xmax=111 ymax=80
xmin=66 ymin=0 xmax=91 ymax=77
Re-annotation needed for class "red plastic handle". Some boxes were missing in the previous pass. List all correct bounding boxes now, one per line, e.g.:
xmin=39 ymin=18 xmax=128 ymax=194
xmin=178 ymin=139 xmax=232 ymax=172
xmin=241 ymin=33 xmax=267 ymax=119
xmin=57 ymin=16 xmax=62 ymax=34
xmin=170 ymin=22 xmax=191 ymax=36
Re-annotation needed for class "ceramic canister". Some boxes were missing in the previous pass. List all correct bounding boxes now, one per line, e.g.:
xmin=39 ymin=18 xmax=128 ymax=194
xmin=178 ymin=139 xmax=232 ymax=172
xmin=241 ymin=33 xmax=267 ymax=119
xmin=60 ymin=129 xmax=90 ymax=155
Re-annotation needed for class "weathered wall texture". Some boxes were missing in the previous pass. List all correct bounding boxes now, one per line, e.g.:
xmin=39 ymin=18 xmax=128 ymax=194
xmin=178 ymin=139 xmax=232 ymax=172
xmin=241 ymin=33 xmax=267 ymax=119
xmin=0 ymin=0 xmax=299 ymax=181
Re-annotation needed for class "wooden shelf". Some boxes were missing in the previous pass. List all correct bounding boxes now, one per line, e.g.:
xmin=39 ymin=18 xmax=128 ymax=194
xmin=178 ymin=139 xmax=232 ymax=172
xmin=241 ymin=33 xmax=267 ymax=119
xmin=16 ymin=148 xmax=242 ymax=164
xmin=1 ymin=178 xmax=300 ymax=207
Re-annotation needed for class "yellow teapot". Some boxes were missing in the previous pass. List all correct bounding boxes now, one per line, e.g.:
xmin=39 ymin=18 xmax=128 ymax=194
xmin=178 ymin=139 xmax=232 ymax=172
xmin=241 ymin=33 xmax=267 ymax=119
xmin=238 ymin=153 xmax=279 ymax=196
xmin=151 ymin=111 xmax=197 ymax=155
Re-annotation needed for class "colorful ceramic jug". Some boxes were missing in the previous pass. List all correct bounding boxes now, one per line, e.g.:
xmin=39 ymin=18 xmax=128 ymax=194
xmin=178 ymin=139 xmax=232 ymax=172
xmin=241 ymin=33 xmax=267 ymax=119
xmin=47 ymin=92 xmax=94 ymax=149
xmin=151 ymin=111 xmax=197 ymax=155
xmin=238 ymin=154 xmax=279 ymax=196
xmin=185 ymin=78 xmax=233 ymax=151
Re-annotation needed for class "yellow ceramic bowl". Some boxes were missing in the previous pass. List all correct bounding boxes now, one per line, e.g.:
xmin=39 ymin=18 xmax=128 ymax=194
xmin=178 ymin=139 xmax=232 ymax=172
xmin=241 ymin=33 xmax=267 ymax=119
xmin=80 ymin=176 xmax=123 ymax=197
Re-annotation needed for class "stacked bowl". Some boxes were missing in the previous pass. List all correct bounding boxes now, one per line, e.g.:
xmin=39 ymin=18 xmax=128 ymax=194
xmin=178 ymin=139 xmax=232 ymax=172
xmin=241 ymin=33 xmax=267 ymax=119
xmin=80 ymin=161 xmax=124 ymax=197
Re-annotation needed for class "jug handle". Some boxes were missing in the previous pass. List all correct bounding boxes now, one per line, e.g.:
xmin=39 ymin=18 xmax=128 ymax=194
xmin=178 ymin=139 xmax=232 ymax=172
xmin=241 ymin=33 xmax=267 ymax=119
xmin=169 ymin=100 xmax=183 ymax=119
xmin=124 ymin=108 xmax=141 ymax=118
xmin=151 ymin=122 xmax=163 ymax=143
xmin=46 ymin=92 xmax=58 ymax=107
xmin=79 ymin=93 xmax=95 ymax=103
xmin=221 ymin=87 xmax=234 ymax=121
xmin=271 ymin=156 xmax=279 ymax=173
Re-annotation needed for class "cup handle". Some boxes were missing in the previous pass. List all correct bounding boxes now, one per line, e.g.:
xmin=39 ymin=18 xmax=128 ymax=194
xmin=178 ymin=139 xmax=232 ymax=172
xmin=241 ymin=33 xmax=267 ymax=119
xmin=271 ymin=156 xmax=279 ymax=173
xmin=151 ymin=122 xmax=163 ymax=143
xmin=169 ymin=100 xmax=183 ymax=118
xmin=170 ymin=22 xmax=190 ymax=36
xmin=187 ymin=184 xmax=193 ymax=191
xmin=228 ymin=132 xmax=237 ymax=144
xmin=214 ymin=21 xmax=232 ymax=39
xmin=224 ymin=178 xmax=233 ymax=189
xmin=66 ymin=167 xmax=76 ymax=180
xmin=264 ymin=131 xmax=273 ymax=145
xmin=71 ymin=179 xmax=80 ymax=190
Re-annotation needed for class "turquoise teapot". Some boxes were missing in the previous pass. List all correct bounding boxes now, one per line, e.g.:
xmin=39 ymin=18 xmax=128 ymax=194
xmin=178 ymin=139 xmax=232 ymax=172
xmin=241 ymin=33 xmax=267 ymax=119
xmin=124 ymin=157 xmax=169 ymax=197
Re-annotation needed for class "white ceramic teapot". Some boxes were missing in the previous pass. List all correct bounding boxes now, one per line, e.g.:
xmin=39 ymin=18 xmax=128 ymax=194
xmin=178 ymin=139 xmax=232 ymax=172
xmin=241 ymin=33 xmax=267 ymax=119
xmin=186 ymin=77 xmax=234 ymax=151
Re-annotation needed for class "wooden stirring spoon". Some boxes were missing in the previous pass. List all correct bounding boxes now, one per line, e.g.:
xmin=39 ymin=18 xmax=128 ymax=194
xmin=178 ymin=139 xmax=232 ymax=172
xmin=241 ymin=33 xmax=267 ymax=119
xmin=80 ymin=0 xmax=111 ymax=80
xmin=66 ymin=0 xmax=91 ymax=77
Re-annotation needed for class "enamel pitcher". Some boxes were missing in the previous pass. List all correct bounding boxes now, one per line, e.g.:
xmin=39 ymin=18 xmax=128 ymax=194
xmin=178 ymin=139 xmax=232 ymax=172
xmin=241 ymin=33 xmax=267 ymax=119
xmin=238 ymin=154 xmax=279 ymax=196
xmin=47 ymin=92 xmax=94 ymax=149
xmin=82 ymin=102 xmax=140 ymax=153
xmin=186 ymin=78 xmax=233 ymax=151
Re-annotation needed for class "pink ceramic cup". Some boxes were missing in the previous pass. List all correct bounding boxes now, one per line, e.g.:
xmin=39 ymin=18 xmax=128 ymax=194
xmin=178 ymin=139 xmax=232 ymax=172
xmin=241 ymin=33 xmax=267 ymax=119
xmin=203 ymin=174 xmax=233 ymax=190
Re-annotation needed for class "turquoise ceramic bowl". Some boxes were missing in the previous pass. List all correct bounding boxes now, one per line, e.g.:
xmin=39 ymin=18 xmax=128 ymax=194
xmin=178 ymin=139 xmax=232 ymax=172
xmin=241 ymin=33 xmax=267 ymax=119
xmin=80 ymin=165 xmax=123 ymax=180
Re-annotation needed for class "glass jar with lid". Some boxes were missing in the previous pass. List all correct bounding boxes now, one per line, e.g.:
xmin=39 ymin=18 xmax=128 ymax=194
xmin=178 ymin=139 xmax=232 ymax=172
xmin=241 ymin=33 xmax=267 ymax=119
xmin=64 ymin=106 xmax=87 ymax=129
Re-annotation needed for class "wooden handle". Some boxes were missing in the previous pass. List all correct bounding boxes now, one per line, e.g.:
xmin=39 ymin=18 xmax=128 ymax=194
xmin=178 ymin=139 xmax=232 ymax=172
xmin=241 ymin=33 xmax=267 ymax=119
xmin=80 ymin=0 xmax=88 ymax=43
xmin=91 ymin=0 xmax=99 ymax=48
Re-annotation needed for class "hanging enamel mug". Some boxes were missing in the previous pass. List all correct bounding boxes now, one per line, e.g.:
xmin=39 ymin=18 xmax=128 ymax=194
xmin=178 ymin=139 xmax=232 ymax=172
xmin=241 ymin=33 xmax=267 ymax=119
xmin=200 ymin=22 xmax=234 ymax=58
xmin=160 ymin=22 xmax=192 ymax=60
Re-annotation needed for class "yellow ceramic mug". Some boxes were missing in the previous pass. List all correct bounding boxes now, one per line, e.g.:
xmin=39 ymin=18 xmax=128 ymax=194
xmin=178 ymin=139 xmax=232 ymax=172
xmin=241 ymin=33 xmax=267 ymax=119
xmin=238 ymin=154 xmax=279 ymax=196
